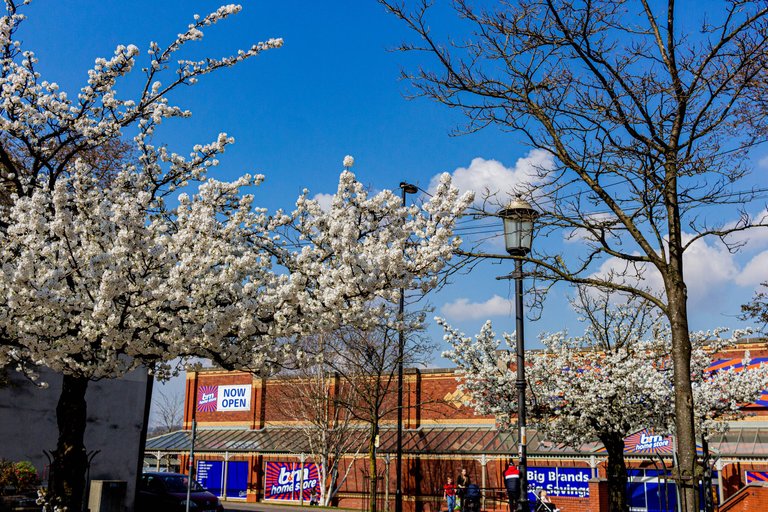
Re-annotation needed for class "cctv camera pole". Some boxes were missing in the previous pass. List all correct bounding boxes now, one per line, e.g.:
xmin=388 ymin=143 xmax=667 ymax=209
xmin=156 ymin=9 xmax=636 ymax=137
xmin=186 ymin=419 xmax=197 ymax=512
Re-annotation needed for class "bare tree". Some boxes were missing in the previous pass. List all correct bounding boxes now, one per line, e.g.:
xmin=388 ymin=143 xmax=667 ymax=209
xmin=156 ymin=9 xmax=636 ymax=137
xmin=151 ymin=388 xmax=184 ymax=436
xmin=277 ymin=335 xmax=363 ymax=506
xmin=325 ymin=320 xmax=434 ymax=512
xmin=381 ymin=1 xmax=768 ymax=509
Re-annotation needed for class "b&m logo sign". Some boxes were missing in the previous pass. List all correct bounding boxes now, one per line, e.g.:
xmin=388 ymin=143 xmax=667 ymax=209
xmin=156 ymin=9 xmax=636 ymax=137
xmin=264 ymin=462 xmax=320 ymax=501
xmin=625 ymin=429 xmax=672 ymax=454
xmin=196 ymin=384 xmax=251 ymax=412
xmin=197 ymin=386 xmax=218 ymax=412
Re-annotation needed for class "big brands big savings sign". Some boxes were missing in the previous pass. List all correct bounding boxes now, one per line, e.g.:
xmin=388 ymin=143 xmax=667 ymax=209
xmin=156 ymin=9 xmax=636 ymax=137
xmin=526 ymin=467 xmax=591 ymax=498
xmin=197 ymin=384 xmax=252 ymax=412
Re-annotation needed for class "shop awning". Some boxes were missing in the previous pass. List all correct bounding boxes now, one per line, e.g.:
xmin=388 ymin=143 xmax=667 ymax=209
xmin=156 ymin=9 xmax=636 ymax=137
xmin=146 ymin=423 xmax=768 ymax=458
xmin=145 ymin=425 xmax=599 ymax=456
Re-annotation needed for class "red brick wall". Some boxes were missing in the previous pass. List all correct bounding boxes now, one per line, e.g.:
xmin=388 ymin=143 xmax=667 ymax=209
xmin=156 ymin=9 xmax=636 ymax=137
xmin=721 ymin=461 xmax=768 ymax=501
xmin=719 ymin=484 xmax=768 ymax=512
xmin=185 ymin=341 xmax=768 ymax=428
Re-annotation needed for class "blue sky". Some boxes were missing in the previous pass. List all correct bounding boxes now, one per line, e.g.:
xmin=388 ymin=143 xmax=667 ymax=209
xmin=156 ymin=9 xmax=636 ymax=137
xmin=15 ymin=1 xmax=768 ymax=411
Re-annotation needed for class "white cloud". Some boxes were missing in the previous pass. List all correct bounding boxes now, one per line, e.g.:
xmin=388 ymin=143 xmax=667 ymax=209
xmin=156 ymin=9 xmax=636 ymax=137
xmin=588 ymin=256 xmax=662 ymax=296
xmin=736 ymin=250 xmax=768 ymax=286
xmin=429 ymin=150 xmax=554 ymax=206
xmin=312 ymin=193 xmax=334 ymax=212
xmin=683 ymin=235 xmax=740 ymax=293
xmin=758 ymin=155 xmax=768 ymax=169
xmin=441 ymin=294 xmax=513 ymax=321
xmin=724 ymin=209 xmax=768 ymax=251
xmin=586 ymin=234 xmax=740 ymax=308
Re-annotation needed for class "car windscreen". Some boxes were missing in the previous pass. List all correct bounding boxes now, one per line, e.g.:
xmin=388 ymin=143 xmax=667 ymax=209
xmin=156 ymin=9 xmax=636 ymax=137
xmin=159 ymin=475 xmax=204 ymax=493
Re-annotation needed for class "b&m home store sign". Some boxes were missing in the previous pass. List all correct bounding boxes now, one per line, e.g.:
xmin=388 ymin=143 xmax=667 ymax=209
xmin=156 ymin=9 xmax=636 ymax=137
xmin=197 ymin=384 xmax=252 ymax=412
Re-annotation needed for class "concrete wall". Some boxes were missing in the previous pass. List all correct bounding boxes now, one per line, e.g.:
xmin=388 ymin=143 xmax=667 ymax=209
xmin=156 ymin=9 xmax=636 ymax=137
xmin=0 ymin=367 xmax=151 ymax=511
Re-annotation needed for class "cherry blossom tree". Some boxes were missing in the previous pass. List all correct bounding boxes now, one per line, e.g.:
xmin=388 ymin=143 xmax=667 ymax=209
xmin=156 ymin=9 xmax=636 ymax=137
xmin=0 ymin=2 xmax=472 ymax=510
xmin=442 ymin=292 xmax=768 ymax=512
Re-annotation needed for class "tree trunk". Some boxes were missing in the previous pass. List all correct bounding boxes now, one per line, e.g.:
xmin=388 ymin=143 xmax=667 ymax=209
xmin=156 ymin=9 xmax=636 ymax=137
xmin=328 ymin=465 xmax=339 ymax=506
xmin=368 ymin=427 xmax=378 ymax=512
xmin=662 ymin=150 xmax=698 ymax=512
xmin=601 ymin=432 xmax=629 ymax=512
xmin=51 ymin=374 xmax=89 ymax=512
xmin=666 ymin=258 xmax=697 ymax=512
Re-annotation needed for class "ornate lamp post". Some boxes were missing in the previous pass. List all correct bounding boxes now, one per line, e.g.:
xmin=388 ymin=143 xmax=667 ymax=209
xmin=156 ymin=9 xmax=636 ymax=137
xmin=395 ymin=182 xmax=418 ymax=512
xmin=499 ymin=197 xmax=539 ymax=512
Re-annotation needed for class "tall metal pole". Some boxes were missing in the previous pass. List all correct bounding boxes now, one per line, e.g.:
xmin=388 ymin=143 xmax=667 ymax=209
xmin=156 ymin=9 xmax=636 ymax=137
xmin=186 ymin=419 xmax=197 ymax=512
xmin=396 ymin=182 xmax=417 ymax=512
xmin=514 ymin=259 xmax=529 ymax=512
xmin=499 ymin=197 xmax=537 ymax=512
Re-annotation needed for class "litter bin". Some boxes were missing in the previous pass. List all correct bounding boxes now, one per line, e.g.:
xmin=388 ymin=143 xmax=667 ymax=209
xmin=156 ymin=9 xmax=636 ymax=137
xmin=87 ymin=480 xmax=126 ymax=512
xmin=464 ymin=484 xmax=481 ymax=512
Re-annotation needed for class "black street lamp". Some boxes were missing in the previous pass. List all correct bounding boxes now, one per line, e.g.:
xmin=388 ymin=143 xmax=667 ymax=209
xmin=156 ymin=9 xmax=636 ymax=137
xmin=499 ymin=197 xmax=539 ymax=512
xmin=395 ymin=182 xmax=418 ymax=512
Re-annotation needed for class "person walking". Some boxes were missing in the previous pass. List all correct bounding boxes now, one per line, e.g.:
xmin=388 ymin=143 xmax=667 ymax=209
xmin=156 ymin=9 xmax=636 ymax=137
xmin=503 ymin=460 xmax=521 ymax=512
xmin=443 ymin=476 xmax=457 ymax=512
xmin=456 ymin=468 xmax=470 ymax=512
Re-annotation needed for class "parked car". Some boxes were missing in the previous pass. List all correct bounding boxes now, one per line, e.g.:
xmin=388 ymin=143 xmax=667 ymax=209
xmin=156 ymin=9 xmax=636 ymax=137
xmin=137 ymin=472 xmax=223 ymax=512
xmin=0 ymin=493 xmax=38 ymax=512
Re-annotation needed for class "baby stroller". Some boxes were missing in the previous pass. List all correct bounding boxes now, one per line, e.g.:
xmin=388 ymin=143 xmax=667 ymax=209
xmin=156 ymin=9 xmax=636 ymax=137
xmin=463 ymin=484 xmax=481 ymax=512
xmin=533 ymin=494 xmax=560 ymax=512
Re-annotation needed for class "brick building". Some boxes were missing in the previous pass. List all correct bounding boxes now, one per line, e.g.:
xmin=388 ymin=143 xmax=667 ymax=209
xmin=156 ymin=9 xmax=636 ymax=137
xmin=146 ymin=340 xmax=768 ymax=512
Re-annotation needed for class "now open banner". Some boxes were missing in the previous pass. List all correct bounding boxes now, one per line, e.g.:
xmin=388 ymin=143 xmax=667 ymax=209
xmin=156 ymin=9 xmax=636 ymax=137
xmin=197 ymin=384 xmax=252 ymax=412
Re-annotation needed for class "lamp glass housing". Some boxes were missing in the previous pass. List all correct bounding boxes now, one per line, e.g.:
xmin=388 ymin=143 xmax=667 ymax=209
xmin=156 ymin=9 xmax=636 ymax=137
xmin=500 ymin=200 xmax=539 ymax=256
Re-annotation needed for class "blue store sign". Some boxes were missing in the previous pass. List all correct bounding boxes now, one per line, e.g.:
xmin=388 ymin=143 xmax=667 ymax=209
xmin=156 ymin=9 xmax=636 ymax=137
xmin=526 ymin=467 xmax=591 ymax=500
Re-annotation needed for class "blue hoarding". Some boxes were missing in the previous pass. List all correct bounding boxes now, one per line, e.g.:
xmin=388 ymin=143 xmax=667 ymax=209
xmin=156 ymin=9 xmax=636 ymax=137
xmin=197 ymin=460 xmax=223 ymax=496
xmin=226 ymin=461 xmax=248 ymax=498
xmin=196 ymin=460 xmax=248 ymax=498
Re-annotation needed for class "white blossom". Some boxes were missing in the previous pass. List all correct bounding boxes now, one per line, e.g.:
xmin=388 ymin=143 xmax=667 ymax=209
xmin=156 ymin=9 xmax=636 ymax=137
xmin=343 ymin=155 xmax=354 ymax=168
xmin=0 ymin=1 xmax=474 ymax=380
xmin=442 ymin=319 xmax=768 ymax=447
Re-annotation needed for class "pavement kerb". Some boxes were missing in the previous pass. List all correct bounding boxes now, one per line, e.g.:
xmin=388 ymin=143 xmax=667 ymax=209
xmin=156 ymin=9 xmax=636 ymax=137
xmin=222 ymin=501 xmax=358 ymax=512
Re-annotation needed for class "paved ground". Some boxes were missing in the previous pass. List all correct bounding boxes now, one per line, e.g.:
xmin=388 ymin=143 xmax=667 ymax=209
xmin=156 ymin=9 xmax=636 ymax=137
xmin=223 ymin=502 xmax=357 ymax=512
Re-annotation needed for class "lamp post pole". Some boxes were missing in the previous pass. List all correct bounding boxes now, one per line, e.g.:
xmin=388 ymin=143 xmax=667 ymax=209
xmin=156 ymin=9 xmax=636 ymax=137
xmin=396 ymin=182 xmax=418 ymax=512
xmin=498 ymin=197 xmax=539 ymax=512
xmin=514 ymin=257 xmax=528 ymax=512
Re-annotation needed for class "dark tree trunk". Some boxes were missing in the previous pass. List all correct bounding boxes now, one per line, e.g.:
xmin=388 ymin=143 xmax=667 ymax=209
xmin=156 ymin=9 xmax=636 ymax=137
xmin=666 ymin=251 xmax=697 ymax=512
xmin=368 ymin=425 xmax=379 ymax=512
xmin=669 ymin=300 xmax=697 ymax=512
xmin=601 ymin=432 xmax=629 ymax=512
xmin=50 ymin=374 xmax=89 ymax=512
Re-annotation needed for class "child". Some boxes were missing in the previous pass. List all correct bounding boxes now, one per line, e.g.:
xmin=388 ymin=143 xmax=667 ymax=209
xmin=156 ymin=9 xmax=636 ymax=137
xmin=443 ymin=476 xmax=457 ymax=512
xmin=309 ymin=486 xmax=320 ymax=506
